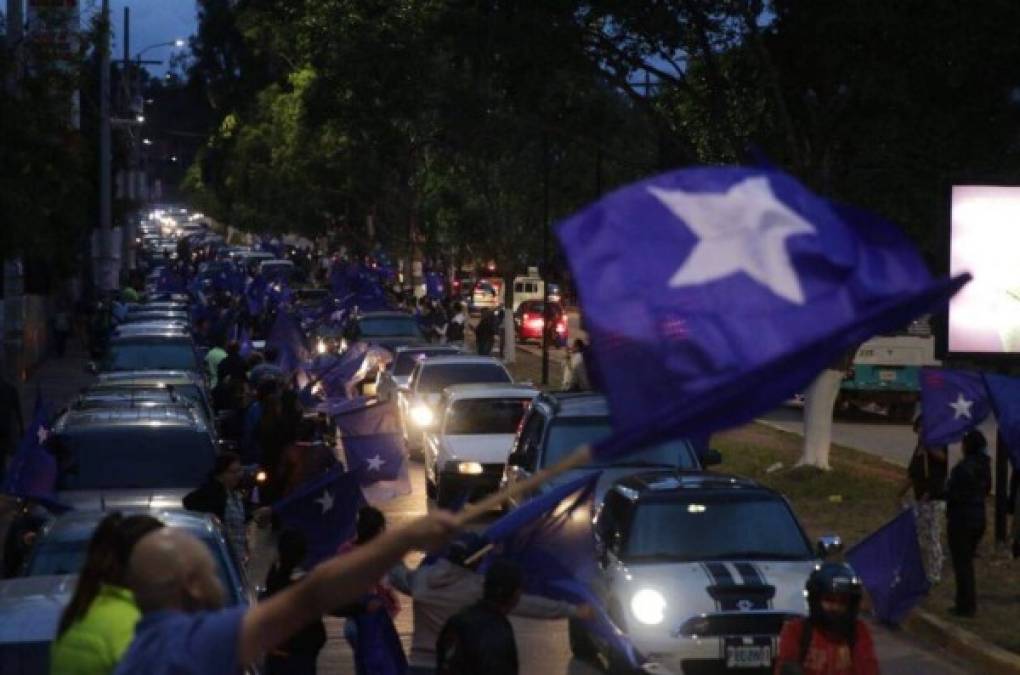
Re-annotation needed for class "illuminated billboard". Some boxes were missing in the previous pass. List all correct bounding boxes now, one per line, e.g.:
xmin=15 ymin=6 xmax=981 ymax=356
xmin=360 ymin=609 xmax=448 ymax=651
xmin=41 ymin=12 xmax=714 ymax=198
xmin=948 ymin=185 xmax=1020 ymax=354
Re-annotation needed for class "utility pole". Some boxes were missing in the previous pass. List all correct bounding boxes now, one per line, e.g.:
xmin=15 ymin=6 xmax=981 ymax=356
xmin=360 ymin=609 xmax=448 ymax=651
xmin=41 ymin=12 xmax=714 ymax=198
xmin=541 ymin=132 xmax=551 ymax=386
xmin=122 ymin=6 xmax=136 ymax=273
xmin=98 ymin=0 xmax=114 ymax=290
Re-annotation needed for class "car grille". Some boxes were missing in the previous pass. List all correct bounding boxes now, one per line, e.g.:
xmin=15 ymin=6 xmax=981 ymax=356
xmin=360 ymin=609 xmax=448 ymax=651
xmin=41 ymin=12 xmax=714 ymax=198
xmin=674 ymin=612 xmax=796 ymax=638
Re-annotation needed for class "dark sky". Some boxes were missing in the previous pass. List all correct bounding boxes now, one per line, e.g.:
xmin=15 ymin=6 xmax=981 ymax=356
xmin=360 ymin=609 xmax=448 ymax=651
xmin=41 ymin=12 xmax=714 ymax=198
xmin=88 ymin=0 xmax=198 ymax=76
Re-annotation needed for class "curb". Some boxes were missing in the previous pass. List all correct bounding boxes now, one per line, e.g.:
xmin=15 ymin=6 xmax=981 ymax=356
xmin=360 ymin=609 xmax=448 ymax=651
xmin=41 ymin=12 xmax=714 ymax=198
xmin=905 ymin=609 xmax=1020 ymax=675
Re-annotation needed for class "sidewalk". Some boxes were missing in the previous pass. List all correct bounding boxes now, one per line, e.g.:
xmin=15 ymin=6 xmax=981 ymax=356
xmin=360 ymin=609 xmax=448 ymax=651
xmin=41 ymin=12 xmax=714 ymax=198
xmin=15 ymin=341 xmax=94 ymax=414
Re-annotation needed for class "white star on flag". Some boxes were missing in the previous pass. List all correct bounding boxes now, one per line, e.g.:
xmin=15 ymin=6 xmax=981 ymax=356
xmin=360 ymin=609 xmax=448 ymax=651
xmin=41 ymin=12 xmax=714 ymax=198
xmin=36 ymin=426 xmax=49 ymax=444
xmin=648 ymin=176 xmax=816 ymax=304
xmin=315 ymin=490 xmax=334 ymax=514
xmin=366 ymin=454 xmax=385 ymax=471
xmin=948 ymin=393 xmax=974 ymax=420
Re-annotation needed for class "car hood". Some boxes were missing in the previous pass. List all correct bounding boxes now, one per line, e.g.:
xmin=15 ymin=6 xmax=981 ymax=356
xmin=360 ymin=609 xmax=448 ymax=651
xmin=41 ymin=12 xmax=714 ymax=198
xmin=441 ymin=434 xmax=517 ymax=463
xmin=0 ymin=575 xmax=73 ymax=644
xmin=537 ymin=466 xmax=676 ymax=503
xmin=57 ymin=488 xmax=190 ymax=511
xmin=364 ymin=337 xmax=425 ymax=352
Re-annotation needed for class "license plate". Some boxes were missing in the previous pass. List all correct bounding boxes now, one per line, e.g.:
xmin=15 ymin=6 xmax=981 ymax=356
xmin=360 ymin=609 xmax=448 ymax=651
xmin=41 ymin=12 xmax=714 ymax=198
xmin=725 ymin=645 xmax=771 ymax=668
xmin=878 ymin=369 xmax=898 ymax=382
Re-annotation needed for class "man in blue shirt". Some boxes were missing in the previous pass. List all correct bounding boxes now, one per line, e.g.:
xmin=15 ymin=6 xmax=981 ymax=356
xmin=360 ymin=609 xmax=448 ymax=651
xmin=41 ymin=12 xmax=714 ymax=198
xmin=114 ymin=512 xmax=458 ymax=674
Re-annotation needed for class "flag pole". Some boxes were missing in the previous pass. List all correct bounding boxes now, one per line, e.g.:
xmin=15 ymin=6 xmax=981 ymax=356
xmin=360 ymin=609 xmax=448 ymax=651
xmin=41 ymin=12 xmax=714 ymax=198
xmin=452 ymin=444 xmax=593 ymax=527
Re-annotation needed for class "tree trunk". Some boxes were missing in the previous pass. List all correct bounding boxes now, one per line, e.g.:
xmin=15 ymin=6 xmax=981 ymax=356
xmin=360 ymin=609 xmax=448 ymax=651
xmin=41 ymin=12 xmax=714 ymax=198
xmin=797 ymin=368 xmax=844 ymax=470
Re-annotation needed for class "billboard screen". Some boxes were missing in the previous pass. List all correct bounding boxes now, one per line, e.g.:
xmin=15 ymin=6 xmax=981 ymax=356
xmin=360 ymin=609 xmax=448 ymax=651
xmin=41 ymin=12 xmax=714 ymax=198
xmin=948 ymin=185 xmax=1020 ymax=354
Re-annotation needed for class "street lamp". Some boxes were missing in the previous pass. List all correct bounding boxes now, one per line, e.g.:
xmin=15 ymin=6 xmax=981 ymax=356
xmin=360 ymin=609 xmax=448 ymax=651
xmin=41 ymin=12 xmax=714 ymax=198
xmin=135 ymin=39 xmax=185 ymax=60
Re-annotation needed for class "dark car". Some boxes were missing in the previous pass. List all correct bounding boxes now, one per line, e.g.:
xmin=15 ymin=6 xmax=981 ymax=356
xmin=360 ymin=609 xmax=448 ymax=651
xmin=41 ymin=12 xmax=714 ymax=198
xmin=513 ymin=300 xmax=567 ymax=344
xmin=92 ymin=370 xmax=215 ymax=425
xmin=121 ymin=309 xmax=190 ymax=325
xmin=344 ymin=311 xmax=426 ymax=353
xmin=99 ymin=333 xmax=201 ymax=375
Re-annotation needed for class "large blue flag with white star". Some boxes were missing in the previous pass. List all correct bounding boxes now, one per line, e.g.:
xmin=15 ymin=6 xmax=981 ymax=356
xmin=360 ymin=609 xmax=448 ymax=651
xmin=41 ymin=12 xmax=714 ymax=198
xmin=557 ymin=167 xmax=969 ymax=459
xmin=846 ymin=507 xmax=930 ymax=624
xmin=334 ymin=400 xmax=410 ymax=502
xmin=920 ymin=368 xmax=991 ymax=446
xmin=272 ymin=467 xmax=364 ymax=566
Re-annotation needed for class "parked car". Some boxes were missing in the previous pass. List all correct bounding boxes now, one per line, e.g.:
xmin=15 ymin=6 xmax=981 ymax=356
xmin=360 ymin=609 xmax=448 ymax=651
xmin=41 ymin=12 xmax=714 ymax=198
xmin=397 ymin=355 xmax=513 ymax=452
xmin=111 ymin=321 xmax=190 ymax=339
xmin=573 ymin=470 xmax=840 ymax=674
xmin=374 ymin=345 xmax=463 ymax=403
xmin=97 ymin=332 xmax=201 ymax=376
xmin=48 ymin=406 xmax=218 ymax=510
xmin=500 ymin=392 xmax=718 ymax=510
xmin=423 ymin=383 xmax=539 ymax=507
xmin=343 ymin=311 xmax=426 ymax=354
xmin=513 ymin=300 xmax=567 ymax=345
xmin=92 ymin=370 xmax=215 ymax=425
xmin=120 ymin=309 xmax=190 ymax=325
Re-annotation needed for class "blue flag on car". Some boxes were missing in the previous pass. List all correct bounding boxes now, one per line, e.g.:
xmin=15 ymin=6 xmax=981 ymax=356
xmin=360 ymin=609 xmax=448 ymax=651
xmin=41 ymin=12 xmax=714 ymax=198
xmin=334 ymin=400 xmax=410 ymax=501
xmin=920 ymin=368 xmax=991 ymax=446
xmin=981 ymin=373 xmax=1020 ymax=469
xmin=482 ymin=473 xmax=643 ymax=668
xmin=557 ymin=167 xmax=969 ymax=460
xmin=1 ymin=397 xmax=65 ymax=510
xmin=273 ymin=467 xmax=364 ymax=566
xmin=267 ymin=310 xmax=309 ymax=375
xmin=846 ymin=507 xmax=930 ymax=624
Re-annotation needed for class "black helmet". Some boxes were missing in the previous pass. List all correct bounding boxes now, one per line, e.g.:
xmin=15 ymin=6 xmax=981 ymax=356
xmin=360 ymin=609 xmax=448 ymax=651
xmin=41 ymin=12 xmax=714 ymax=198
xmin=805 ymin=562 xmax=862 ymax=636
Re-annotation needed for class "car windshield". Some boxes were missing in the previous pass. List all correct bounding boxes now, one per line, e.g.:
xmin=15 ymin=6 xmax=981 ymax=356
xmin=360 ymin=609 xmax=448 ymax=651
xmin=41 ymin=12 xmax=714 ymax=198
xmin=25 ymin=534 xmax=241 ymax=604
xmin=55 ymin=429 xmax=214 ymax=490
xmin=542 ymin=418 xmax=699 ymax=469
xmin=445 ymin=397 xmax=532 ymax=434
xmin=101 ymin=341 xmax=198 ymax=372
xmin=418 ymin=363 xmax=511 ymax=393
xmin=359 ymin=316 xmax=423 ymax=338
xmin=393 ymin=349 xmax=456 ymax=375
xmin=624 ymin=497 xmax=813 ymax=562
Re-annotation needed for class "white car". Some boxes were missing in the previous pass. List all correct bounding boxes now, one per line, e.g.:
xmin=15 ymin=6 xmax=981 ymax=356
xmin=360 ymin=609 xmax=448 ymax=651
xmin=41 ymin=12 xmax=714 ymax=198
xmin=397 ymin=355 xmax=513 ymax=452
xmin=574 ymin=471 xmax=839 ymax=675
xmin=375 ymin=344 xmax=462 ymax=403
xmin=423 ymin=383 xmax=538 ymax=507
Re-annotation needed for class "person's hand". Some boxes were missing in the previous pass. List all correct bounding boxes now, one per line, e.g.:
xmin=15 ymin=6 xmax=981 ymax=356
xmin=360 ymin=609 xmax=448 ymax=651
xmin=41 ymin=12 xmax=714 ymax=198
xmin=574 ymin=604 xmax=596 ymax=622
xmin=404 ymin=511 xmax=459 ymax=551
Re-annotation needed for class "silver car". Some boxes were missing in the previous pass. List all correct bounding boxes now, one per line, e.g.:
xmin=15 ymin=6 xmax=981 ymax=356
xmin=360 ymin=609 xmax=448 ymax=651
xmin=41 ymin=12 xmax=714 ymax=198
xmin=92 ymin=370 xmax=215 ymax=425
xmin=374 ymin=344 xmax=462 ymax=403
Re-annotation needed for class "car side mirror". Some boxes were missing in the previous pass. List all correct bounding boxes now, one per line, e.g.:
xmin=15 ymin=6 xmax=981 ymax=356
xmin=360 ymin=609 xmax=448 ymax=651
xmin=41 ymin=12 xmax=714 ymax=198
xmin=817 ymin=535 xmax=843 ymax=558
xmin=702 ymin=448 xmax=723 ymax=467
xmin=507 ymin=450 xmax=527 ymax=468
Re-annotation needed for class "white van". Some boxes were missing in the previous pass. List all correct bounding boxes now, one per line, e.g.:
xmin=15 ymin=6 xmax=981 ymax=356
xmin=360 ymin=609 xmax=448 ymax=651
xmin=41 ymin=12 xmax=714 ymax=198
xmin=511 ymin=276 xmax=544 ymax=311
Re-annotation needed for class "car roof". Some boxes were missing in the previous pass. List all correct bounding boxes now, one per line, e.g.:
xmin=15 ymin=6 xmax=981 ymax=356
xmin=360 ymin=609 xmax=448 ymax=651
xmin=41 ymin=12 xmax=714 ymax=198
xmin=113 ymin=322 xmax=189 ymax=335
xmin=95 ymin=370 xmax=203 ymax=386
xmin=442 ymin=383 xmax=539 ymax=401
xmin=534 ymin=391 xmax=609 ymax=418
xmin=394 ymin=344 xmax=461 ymax=355
xmin=73 ymin=387 xmax=187 ymax=406
xmin=53 ymin=405 xmax=207 ymax=432
xmin=108 ymin=332 xmax=194 ymax=343
xmin=39 ymin=508 xmax=222 ymax=543
xmin=419 ymin=355 xmax=508 ymax=368
xmin=611 ymin=470 xmax=772 ymax=503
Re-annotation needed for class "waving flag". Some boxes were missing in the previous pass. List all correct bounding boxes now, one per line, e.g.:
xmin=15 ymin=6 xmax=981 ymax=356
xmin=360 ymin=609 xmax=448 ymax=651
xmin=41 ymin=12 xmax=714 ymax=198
xmin=352 ymin=608 xmax=407 ymax=675
xmin=920 ymin=368 xmax=991 ymax=446
xmin=981 ymin=373 xmax=1020 ymax=468
xmin=482 ymin=473 xmax=642 ymax=668
xmin=318 ymin=343 xmax=370 ymax=399
xmin=1 ymin=397 xmax=65 ymax=510
xmin=846 ymin=508 xmax=930 ymax=624
xmin=273 ymin=467 xmax=364 ymax=566
xmin=267 ymin=310 xmax=309 ymax=375
xmin=557 ymin=167 xmax=969 ymax=459
xmin=334 ymin=400 xmax=410 ymax=502
xmin=238 ymin=326 xmax=254 ymax=359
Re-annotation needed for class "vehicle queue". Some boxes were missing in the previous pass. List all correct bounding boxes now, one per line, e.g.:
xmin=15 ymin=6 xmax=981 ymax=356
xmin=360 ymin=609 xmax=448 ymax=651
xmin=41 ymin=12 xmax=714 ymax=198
xmin=0 ymin=207 xmax=870 ymax=675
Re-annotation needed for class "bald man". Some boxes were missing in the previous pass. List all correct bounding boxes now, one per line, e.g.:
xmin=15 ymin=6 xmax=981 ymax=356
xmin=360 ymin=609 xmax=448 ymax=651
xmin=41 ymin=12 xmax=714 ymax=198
xmin=113 ymin=512 xmax=458 ymax=675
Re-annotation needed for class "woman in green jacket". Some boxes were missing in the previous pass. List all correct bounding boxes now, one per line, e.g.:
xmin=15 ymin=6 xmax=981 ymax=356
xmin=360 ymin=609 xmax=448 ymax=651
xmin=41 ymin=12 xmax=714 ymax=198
xmin=50 ymin=513 xmax=164 ymax=675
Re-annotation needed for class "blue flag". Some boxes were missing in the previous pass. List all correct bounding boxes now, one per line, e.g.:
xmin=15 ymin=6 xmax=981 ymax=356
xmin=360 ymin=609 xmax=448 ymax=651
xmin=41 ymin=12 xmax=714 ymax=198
xmin=246 ymin=275 xmax=268 ymax=316
xmin=335 ymin=400 xmax=410 ymax=501
xmin=273 ymin=467 xmax=364 ymax=566
xmin=318 ymin=343 xmax=370 ymax=399
xmin=352 ymin=608 xmax=407 ymax=675
xmin=846 ymin=508 xmax=930 ymax=624
xmin=1 ymin=397 xmax=63 ymax=508
xmin=557 ymin=167 xmax=968 ymax=459
xmin=238 ymin=326 xmax=253 ymax=360
xmin=981 ymin=373 xmax=1020 ymax=469
xmin=920 ymin=368 xmax=991 ymax=446
xmin=482 ymin=473 xmax=642 ymax=668
xmin=267 ymin=310 xmax=309 ymax=375
xmin=334 ymin=399 xmax=400 ymax=436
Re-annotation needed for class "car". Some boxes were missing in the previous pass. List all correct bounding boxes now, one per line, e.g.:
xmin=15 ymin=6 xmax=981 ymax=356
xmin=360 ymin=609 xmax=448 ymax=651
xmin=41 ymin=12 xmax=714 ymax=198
xmin=500 ymin=392 xmax=717 ymax=510
xmin=397 ymin=355 xmax=514 ymax=452
xmin=0 ymin=509 xmax=253 ymax=673
xmin=511 ymin=275 xmax=545 ymax=311
xmin=111 ymin=321 xmax=190 ymax=339
xmin=573 ymin=470 xmax=841 ymax=675
xmin=120 ymin=309 xmax=190 ymax=324
xmin=93 ymin=370 xmax=215 ymax=426
xmin=423 ymin=383 xmax=539 ymax=507
xmin=470 ymin=277 xmax=504 ymax=312
xmin=66 ymin=386 xmax=203 ymax=418
xmin=98 ymin=333 xmax=202 ymax=375
xmin=259 ymin=258 xmax=297 ymax=283
xmin=374 ymin=344 xmax=463 ymax=403
xmin=513 ymin=300 xmax=567 ymax=344
xmin=343 ymin=311 xmax=426 ymax=354
xmin=48 ymin=406 xmax=218 ymax=510
xmin=125 ymin=301 xmax=189 ymax=313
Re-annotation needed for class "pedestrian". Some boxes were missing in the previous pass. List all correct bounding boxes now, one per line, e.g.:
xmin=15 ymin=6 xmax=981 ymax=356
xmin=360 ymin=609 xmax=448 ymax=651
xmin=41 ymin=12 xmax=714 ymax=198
xmin=250 ymin=346 xmax=285 ymax=388
xmin=241 ymin=378 xmax=276 ymax=466
xmin=446 ymin=303 xmax=467 ymax=349
xmin=435 ymin=558 xmax=527 ymax=675
xmin=897 ymin=415 xmax=948 ymax=584
xmin=264 ymin=529 xmax=327 ymax=675
xmin=561 ymin=339 xmax=591 ymax=392
xmin=111 ymin=512 xmax=456 ymax=675
xmin=946 ymin=429 xmax=992 ymax=617
xmin=773 ymin=562 xmax=879 ymax=675
xmin=217 ymin=341 xmax=249 ymax=390
xmin=389 ymin=533 xmax=590 ymax=675
xmin=473 ymin=309 xmax=496 ymax=356
xmin=182 ymin=452 xmax=270 ymax=563
xmin=204 ymin=338 xmax=228 ymax=390
xmin=51 ymin=513 xmax=165 ymax=675
xmin=0 ymin=373 xmax=23 ymax=485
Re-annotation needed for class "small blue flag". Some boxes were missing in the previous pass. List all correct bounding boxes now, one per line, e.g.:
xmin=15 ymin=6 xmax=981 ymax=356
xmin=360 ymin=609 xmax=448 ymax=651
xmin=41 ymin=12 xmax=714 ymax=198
xmin=335 ymin=400 xmax=409 ymax=501
xmin=1 ymin=397 xmax=63 ymax=508
xmin=273 ymin=467 xmax=364 ymax=566
xmin=557 ymin=167 xmax=968 ymax=459
xmin=920 ymin=368 xmax=991 ymax=446
xmin=267 ymin=310 xmax=310 ymax=375
xmin=482 ymin=473 xmax=642 ymax=668
xmin=846 ymin=508 xmax=931 ymax=624
xmin=981 ymin=373 xmax=1020 ymax=469
xmin=352 ymin=608 xmax=407 ymax=675
xmin=238 ymin=326 xmax=253 ymax=360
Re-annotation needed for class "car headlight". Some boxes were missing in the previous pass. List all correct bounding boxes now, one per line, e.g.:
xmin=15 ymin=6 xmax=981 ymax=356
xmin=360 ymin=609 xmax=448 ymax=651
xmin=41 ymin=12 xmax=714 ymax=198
xmin=316 ymin=339 xmax=327 ymax=354
xmin=631 ymin=589 xmax=667 ymax=625
xmin=410 ymin=405 xmax=434 ymax=427
xmin=457 ymin=462 xmax=483 ymax=475
xmin=255 ymin=470 xmax=267 ymax=484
